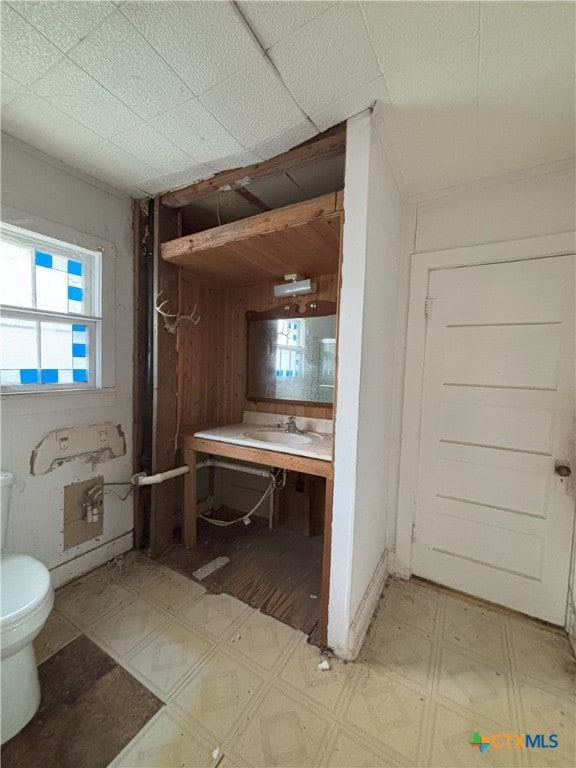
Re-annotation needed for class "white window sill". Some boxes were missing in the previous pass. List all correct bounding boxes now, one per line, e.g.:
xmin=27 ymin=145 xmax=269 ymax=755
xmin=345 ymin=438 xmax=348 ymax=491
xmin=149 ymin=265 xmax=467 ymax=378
xmin=1 ymin=387 xmax=118 ymax=415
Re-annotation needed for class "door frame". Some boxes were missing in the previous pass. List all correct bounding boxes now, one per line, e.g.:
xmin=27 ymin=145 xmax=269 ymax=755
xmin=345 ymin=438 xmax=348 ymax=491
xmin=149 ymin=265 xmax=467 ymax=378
xmin=395 ymin=231 xmax=576 ymax=589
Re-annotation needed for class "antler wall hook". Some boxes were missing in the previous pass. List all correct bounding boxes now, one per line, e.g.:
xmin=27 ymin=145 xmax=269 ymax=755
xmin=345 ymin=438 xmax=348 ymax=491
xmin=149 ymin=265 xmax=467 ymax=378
xmin=154 ymin=291 xmax=200 ymax=334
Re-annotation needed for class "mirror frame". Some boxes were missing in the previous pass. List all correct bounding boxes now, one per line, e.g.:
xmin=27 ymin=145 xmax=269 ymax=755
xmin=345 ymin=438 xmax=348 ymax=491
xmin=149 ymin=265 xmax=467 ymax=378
xmin=246 ymin=300 xmax=337 ymax=408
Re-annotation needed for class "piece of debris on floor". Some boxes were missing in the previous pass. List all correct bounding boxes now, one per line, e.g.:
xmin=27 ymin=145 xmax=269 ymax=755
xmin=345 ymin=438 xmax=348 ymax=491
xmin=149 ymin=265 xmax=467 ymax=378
xmin=318 ymin=659 xmax=330 ymax=671
xmin=193 ymin=556 xmax=230 ymax=580
xmin=212 ymin=746 xmax=221 ymax=760
xmin=310 ymin=594 xmax=318 ymax=599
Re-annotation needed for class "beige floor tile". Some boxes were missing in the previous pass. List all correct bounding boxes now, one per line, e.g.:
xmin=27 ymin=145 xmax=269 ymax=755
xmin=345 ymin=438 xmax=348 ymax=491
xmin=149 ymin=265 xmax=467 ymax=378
xmin=88 ymin=596 xmax=171 ymax=659
xmin=126 ymin=620 xmax=214 ymax=699
xmin=342 ymin=664 xmax=426 ymax=765
xmin=319 ymin=726 xmax=400 ymax=767
xmin=362 ymin=617 xmax=435 ymax=693
xmin=34 ymin=608 xmax=80 ymax=664
xmin=507 ymin=618 xmax=576 ymax=696
xmin=179 ymin=592 xmax=248 ymax=641
xmin=381 ymin=579 xmax=441 ymax=635
xmin=435 ymin=645 xmax=516 ymax=725
xmin=279 ymin=636 xmax=357 ymax=714
xmin=116 ymin=556 xmax=205 ymax=614
xmin=56 ymin=568 xmax=137 ymax=629
xmin=424 ymin=702 xmax=522 ymax=767
xmin=224 ymin=608 xmax=298 ymax=672
xmin=516 ymin=678 xmax=576 ymax=768
xmin=169 ymin=648 xmax=265 ymax=742
xmin=228 ymin=683 xmax=331 ymax=767
xmin=108 ymin=707 xmax=214 ymax=768
xmin=442 ymin=595 xmax=508 ymax=663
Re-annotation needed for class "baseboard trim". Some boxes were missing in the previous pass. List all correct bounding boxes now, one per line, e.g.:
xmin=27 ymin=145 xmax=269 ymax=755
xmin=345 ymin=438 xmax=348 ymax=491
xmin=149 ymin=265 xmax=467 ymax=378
xmin=50 ymin=532 xmax=133 ymax=588
xmin=345 ymin=550 xmax=390 ymax=661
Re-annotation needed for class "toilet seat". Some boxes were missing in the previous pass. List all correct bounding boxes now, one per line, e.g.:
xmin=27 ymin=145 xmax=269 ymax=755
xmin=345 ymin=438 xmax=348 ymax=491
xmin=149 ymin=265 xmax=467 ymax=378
xmin=0 ymin=554 xmax=52 ymax=630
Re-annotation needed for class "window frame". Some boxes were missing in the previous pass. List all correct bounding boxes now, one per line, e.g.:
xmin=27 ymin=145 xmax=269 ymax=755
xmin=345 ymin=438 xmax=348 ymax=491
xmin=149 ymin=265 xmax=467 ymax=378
xmin=0 ymin=217 xmax=114 ymax=397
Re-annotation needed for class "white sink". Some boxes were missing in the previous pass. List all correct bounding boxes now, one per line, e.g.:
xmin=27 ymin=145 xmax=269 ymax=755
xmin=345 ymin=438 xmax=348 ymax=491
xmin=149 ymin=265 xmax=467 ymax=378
xmin=243 ymin=429 xmax=323 ymax=447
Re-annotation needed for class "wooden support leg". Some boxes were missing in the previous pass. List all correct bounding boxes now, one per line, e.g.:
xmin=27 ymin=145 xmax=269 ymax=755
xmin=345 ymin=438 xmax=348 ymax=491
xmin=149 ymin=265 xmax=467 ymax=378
xmin=182 ymin=448 xmax=197 ymax=549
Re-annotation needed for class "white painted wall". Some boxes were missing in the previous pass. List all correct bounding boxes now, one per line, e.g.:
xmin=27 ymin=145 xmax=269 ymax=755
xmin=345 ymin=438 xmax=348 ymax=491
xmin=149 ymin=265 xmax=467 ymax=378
xmin=1 ymin=135 xmax=134 ymax=586
xmin=329 ymin=109 xmax=403 ymax=658
xmin=389 ymin=164 xmax=576 ymax=641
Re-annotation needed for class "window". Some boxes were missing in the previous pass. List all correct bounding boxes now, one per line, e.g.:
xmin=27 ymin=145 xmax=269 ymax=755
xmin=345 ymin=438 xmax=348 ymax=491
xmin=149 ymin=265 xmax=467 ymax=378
xmin=275 ymin=319 xmax=303 ymax=378
xmin=0 ymin=223 xmax=101 ymax=392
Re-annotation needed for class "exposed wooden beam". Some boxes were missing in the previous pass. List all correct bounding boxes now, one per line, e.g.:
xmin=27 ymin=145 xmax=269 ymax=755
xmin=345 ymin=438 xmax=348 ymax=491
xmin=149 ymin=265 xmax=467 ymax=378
xmin=234 ymin=186 xmax=271 ymax=212
xmin=161 ymin=123 xmax=346 ymax=208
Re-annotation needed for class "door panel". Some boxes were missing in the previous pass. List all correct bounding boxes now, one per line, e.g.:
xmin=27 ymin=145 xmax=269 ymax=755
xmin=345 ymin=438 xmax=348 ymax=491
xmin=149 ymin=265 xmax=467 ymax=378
xmin=413 ymin=255 xmax=575 ymax=624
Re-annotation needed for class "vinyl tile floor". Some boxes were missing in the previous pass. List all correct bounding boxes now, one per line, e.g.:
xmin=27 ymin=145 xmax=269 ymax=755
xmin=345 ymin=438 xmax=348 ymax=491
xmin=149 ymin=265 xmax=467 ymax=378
xmin=5 ymin=552 xmax=575 ymax=768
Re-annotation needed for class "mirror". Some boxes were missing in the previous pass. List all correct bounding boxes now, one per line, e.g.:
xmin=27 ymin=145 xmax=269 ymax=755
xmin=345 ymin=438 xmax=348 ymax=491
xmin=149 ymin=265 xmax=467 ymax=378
xmin=247 ymin=301 xmax=337 ymax=405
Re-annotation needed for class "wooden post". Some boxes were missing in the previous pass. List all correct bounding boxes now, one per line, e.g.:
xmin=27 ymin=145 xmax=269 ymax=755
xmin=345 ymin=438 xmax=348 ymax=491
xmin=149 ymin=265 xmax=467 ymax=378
xmin=320 ymin=477 xmax=334 ymax=646
xmin=182 ymin=448 xmax=197 ymax=549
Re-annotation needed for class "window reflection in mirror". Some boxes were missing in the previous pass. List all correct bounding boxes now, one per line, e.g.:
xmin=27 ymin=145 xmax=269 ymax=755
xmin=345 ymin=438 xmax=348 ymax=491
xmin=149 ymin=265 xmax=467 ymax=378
xmin=247 ymin=303 xmax=337 ymax=405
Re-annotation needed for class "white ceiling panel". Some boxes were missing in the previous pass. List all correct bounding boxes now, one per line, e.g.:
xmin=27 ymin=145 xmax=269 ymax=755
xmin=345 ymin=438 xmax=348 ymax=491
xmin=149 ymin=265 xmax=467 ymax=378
xmin=362 ymin=1 xmax=479 ymax=74
xmin=253 ymin=120 xmax=318 ymax=161
xmin=1 ymin=95 xmax=102 ymax=160
xmin=209 ymin=150 xmax=263 ymax=173
xmin=31 ymin=59 xmax=141 ymax=139
xmin=0 ymin=4 xmax=64 ymax=86
xmin=200 ymin=55 xmax=305 ymax=148
xmin=8 ymin=1 xmax=116 ymax=53
xmin=269 ymin=2 xmax=380 ymax=114
xmin=149 ymin=98 xmax=242 ymax=163
xmin=66 ymin=141 xmax=157 ymax=188
xmin=68 ymin=10 xmax=192 ymax=119
xmin=121 ymin=1 xmax=262 ymax=96
xmin=137 ymin=165 xmax=214 ymax=197
xmin=109 ymin=123 xmax=195 ymax=174
xmin=288 ymin=155 xmax=346 ymax=198
xmin=237 ymin=0 xmax=334 ymax=50
xmin=385 ymin=38 xmax=479 ymax=129
xmin=0 ymin=71 xmax=29 ymax=109
xmin=311 ymin=76 xmax=395 ymax=132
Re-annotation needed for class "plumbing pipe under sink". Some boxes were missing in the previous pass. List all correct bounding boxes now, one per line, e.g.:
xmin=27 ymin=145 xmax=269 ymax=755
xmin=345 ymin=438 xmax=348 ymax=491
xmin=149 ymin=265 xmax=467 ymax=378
xmin=131 ymin=465 xmax=189 ymax=485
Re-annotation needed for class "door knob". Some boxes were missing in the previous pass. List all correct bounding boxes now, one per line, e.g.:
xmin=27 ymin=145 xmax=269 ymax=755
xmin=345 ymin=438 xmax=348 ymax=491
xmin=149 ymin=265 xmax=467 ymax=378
xmin=555 ymin=461 xmax=572 ymax=478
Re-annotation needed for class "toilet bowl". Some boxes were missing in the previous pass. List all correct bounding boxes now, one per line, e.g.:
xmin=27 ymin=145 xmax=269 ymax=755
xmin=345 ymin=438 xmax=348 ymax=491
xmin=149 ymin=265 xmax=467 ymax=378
xmin=1 ymin=471 xmax=54 ymax=745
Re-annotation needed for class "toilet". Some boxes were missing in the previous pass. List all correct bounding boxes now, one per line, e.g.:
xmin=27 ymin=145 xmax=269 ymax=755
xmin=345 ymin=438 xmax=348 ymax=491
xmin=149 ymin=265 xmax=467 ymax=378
xmin=1 ymin=470 xmax=54 ymax=745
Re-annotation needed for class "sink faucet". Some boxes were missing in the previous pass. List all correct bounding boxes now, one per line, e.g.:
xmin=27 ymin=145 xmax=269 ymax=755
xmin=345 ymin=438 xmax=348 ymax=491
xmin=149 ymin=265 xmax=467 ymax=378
xmin=285 ymin=416 xmax=300 ymax=434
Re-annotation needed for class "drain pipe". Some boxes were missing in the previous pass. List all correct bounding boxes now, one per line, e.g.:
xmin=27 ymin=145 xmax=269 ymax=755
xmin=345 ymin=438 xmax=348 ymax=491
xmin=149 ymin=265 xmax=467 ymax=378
xmin=132 ymin=465 xmax=189 ymax=486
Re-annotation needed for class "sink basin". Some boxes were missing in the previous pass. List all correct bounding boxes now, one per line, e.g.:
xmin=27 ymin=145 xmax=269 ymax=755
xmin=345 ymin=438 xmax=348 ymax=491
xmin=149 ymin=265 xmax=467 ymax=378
xmin=243 ymin=429 xmax=322 ymax=446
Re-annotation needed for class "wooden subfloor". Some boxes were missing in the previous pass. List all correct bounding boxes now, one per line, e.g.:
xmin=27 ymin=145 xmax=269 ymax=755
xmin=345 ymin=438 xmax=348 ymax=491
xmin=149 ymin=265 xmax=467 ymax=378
xmin=160 ymin=513 xmax=323 ymax=638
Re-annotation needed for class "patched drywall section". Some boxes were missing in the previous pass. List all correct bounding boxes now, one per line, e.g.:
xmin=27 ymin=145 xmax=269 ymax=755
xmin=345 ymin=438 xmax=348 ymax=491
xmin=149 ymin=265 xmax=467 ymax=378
xmin=0 ymin=135 xmax=134 ymax=587
xmin=31 ymin=422 xmax=126 ymax=475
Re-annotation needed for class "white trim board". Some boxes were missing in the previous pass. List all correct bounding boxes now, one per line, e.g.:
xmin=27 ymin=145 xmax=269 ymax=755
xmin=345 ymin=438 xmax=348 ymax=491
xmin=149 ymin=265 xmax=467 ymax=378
xmin=394 ymin=231 xmax=576 ymax=581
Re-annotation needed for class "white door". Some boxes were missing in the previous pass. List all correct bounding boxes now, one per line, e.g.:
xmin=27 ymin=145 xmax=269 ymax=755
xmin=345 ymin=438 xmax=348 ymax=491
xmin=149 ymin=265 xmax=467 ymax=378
xmin=413 ymin=254 xmax=575 ymax=624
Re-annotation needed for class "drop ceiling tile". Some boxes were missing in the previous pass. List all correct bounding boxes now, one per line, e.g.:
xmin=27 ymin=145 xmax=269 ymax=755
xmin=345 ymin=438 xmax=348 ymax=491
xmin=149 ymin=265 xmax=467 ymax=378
xmin=253 ymin=119 xmax=319 ymax=161
xmin=137 ymin=165 xmax=214 ymax=197
xmin=68 ymin=10 xmax=192 ymax=119
xmin=288 ymin=155 xmax=345 ymax=197
xmin=2 ymin=95 xmax=103 ymax=160
xmin=311 ymin=76 xmax=395 ymax=133
xmin=0 ymin=4 xmax=64 ymax=86
xmin=31 ymin=59 xmax=141 ymax=139
xmin=66 ymin=141 xmax=157 ymax=188
xmin=209 ymin=150 xmax=263 ymax=173
xmin=269 ymin=2 xmax=380 ymax=115
xmin=237 ymin=0 xmax=334 ymax=50
xmin=110 ymin=123 xmax=194 ymax=174
xmin=0 ymin=71 xmax=29 ymax=109
xmin=390 ymin=113 xmax=479 ymax=197
xmin=385 ymin=38 xmax=479 ymax=129
xmin=8 ymin=1 xmax=116 ymax=53
xmin=149 ymin=98 xmax=242 ymax=164
xmin=199 ymin=55 xmax=305 ymax=148
xmin=362 ymin=0 xmax=479 ymax=74
xmin=248 ymin=175 xmax=309 ymax=209
xmin=121 ymin=0 xmax=262 ymax=96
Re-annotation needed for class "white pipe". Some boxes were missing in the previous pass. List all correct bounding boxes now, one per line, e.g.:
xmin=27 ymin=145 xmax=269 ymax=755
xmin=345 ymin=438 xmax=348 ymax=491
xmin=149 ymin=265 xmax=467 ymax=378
xmin=196 ymin=458 xmax=274 ymax=479
xmin=134 ymin=465 xmax=190 ymax=486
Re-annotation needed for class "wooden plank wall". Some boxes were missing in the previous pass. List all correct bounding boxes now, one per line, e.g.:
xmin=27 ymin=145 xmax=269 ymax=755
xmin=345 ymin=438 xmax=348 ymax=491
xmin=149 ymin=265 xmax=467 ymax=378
xmin=178 ymin=272 xmax=338 ymax=430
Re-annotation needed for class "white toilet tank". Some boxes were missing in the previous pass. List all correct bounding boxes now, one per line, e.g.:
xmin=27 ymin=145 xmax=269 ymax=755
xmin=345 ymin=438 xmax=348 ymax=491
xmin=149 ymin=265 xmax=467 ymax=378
xmin=0 ymin=470 xmax=14 ymax=551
